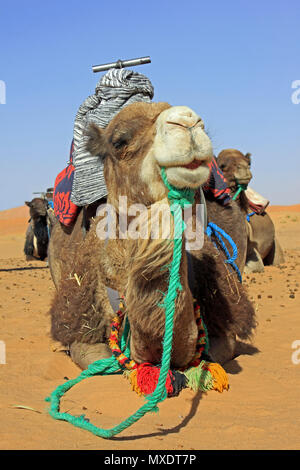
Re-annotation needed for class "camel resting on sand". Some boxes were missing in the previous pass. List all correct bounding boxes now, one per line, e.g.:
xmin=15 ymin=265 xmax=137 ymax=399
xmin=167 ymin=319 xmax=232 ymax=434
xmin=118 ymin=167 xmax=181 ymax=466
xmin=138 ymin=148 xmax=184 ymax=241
xmin=48 ymin=102 xmax=256 ymax=370
xmin=24 ymin=198 xmax=50 ymax=261
xmin=217 ymin=149 xmax=285 ymax=273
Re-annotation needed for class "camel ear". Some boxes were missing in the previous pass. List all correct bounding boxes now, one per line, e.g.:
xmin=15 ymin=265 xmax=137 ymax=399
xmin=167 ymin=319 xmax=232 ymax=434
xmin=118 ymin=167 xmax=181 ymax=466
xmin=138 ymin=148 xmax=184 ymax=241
xmin=245 ymin=153 xmax=252 ymax=165
xmin=25 ymin=201 xmax=32 ymax=207
xmin=85 ymin=123 xmax=109 ymax=157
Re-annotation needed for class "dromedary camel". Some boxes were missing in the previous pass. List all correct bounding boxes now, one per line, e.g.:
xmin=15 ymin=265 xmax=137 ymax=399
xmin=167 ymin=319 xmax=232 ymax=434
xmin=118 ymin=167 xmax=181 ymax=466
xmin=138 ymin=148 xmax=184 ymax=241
xmin=24 ymin=198 xmax=49 ymax=261
xmin=48 ymin=102 xmax=256 ymax=370
xmin=217 ymin=149 xmax=285 ymax=273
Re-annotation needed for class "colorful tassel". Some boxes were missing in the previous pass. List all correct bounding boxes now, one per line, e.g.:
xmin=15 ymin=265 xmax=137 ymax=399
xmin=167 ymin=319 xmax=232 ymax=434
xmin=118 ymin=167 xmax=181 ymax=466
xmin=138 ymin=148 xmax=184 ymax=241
xmin=206 ymin=362 xmax=229 ymax=393
xmin=184 ymin=360 xmax=229 ymax=393
xmin=125 ymin=363 xmax=187 ymax=397
xmin=124 ymin=368 xmax=143 ymax=396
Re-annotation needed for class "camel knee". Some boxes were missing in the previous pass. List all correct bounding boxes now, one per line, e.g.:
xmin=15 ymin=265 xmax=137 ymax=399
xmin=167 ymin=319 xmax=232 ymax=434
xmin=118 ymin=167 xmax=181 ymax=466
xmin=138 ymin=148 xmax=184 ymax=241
xmin=264 ymin=237 xmax=285 ymax=266
xmin=24 ymin=225 xmax=34 ymax=257
xmin=208 ymin=333 xmax=236 ymax=365
xmin=70 ymin=341 xmax=112 ymax=370
xmin=245 ymin=246 xmax=264 ymax=273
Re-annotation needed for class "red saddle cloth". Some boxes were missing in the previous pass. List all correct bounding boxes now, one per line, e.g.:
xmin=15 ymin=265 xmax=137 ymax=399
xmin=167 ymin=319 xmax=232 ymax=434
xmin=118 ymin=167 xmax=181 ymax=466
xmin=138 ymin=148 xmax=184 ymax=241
xmin=53 ymin=141 xmax=80 ymax=226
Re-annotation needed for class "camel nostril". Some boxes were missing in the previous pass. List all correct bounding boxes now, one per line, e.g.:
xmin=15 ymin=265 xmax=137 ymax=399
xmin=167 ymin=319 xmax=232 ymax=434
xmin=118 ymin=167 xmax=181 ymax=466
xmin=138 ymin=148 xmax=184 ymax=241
xmin=166 ymin=121 xmax=188 ymax=128
xmin=163 ymin=106 xmax=202 ymax=129
xmin=166 ymin=118 xmax=202 ymax=130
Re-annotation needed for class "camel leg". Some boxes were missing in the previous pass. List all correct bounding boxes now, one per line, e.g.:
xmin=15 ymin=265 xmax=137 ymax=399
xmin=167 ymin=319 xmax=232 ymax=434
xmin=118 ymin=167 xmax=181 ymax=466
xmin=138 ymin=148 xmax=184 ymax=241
xmin=47 ymin=226 xmax=63 ymax=290
xmin=24 ymin=224 xmax=35 ymax=259
xmin=70 ymin=341 xmax=112 ymax=370
xmin=264 ymin=237 xmax=285 ymax=266
xmin=47 ymin=220 xmax=74 ymax=290
xmin=37 ymin=238 xmax=48 ymax=261
xmin=128 ymin=310 xmax=198 ymax=369
xmin=244 ymin=244 xmax=265 ymax=273
xmin=208 ymin=333 xmax=236 ymax=365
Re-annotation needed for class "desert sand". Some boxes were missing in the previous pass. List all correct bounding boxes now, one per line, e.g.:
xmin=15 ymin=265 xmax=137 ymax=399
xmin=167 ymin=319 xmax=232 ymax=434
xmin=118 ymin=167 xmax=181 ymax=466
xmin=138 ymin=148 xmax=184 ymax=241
xmin=0 ymin=204 xmax=299 ymax=450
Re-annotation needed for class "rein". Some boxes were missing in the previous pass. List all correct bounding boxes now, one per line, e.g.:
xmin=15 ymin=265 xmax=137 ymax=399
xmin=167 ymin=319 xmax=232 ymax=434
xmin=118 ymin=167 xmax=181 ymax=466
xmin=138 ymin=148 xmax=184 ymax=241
xmin=246 ymin=211 xmax=256 ymax=222
xmin=232 ymin=182 xmax=248 ymax=201
xmin=231 ymin=183 xmax=257 ymax=225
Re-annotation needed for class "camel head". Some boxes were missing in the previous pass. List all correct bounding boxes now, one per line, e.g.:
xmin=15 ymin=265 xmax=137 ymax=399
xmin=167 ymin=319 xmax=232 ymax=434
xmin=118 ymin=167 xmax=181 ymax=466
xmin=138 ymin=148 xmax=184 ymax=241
xmin=86 ymin=102 xmax=213 ymax=207
xmin=25 ymin=198 xmax=48 ymax=218
xmin=217 ymin=149 xmax=252 ymax=191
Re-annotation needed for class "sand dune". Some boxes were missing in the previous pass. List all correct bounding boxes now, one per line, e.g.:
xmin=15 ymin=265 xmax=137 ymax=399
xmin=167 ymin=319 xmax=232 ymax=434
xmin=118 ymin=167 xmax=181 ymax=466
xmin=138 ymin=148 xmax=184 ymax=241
xmin=0 ymin=203 xmax=299 ymax=450
xmin=268 ymin=204 xmax=300 ymax=213
xmin=0 ymin=205 xmax=29 ymax=220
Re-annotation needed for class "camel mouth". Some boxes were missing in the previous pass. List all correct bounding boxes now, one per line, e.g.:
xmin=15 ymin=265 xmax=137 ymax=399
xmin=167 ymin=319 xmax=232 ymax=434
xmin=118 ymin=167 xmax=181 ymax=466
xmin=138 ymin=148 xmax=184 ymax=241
xmin=180 ymin=159 xmax=205 ymax=170
xmin=163 ymin=163 xmax=210 ymax=189
xmin=236 ymin=178 xmax=251 ymax=186
xmin=162 ymin=157 xmax=208 ymax=172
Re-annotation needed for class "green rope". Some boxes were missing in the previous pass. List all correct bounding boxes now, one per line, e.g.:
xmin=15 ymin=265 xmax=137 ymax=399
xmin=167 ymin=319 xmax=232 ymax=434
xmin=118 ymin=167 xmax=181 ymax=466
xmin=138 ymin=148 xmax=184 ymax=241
xmin=232 ymin=183 xmax=248 ymax=201
xmin=45 ymin=167 xmax=195 ymax=438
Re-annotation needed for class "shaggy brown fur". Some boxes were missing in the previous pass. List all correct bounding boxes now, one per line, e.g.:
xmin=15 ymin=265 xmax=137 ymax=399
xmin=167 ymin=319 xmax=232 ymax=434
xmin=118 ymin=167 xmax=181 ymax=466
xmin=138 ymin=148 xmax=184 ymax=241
xmin=49 ymin=103 xmax=256 ymax=368
xmin=124 ymin=201 xmax=197 ymax=367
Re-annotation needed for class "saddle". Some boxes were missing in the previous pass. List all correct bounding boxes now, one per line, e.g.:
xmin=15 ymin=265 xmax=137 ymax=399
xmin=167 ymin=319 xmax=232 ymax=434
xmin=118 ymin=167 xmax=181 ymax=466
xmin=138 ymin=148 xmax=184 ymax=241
xmin=53 ymin=141 xmax=80 ymax=226
xmin=245 ymin=186 xmax=269 ymax=215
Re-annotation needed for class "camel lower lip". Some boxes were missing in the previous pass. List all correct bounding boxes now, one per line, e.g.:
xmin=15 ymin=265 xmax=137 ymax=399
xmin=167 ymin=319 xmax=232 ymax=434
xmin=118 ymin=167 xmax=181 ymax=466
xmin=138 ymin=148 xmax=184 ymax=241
xmin=181 ymin=159 xmax=204 ymax=170
xmin=237 ymin=180 xmax=250 ymax=185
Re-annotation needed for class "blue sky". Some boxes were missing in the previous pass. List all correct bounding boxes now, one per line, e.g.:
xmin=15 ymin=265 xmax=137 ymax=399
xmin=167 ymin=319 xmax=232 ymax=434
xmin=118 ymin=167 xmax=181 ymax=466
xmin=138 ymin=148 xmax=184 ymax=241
xmin=0 ymin=0 xmax=299 ymax=210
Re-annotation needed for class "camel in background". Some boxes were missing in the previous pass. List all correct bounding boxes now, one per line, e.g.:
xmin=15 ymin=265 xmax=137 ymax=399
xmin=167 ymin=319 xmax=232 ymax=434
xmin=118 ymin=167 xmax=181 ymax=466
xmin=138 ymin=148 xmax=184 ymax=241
xmin=217 ymin=149 xmax=285 ymax=273
xmin=24 ymin=194 xmax=55 ymax=261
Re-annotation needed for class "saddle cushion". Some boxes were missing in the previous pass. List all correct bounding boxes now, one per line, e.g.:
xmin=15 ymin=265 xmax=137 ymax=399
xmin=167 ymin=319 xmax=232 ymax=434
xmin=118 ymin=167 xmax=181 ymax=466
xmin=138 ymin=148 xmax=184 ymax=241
xmin=245 ymin=186 xmax=269 ymax=214
xmin=53 ymin=141 xmax=80 ymax=226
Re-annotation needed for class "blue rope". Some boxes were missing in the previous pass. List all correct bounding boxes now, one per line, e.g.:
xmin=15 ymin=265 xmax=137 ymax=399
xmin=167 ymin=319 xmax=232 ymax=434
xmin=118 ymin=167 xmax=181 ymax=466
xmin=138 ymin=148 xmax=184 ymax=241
xmin=246 ymin=211 xmax=256 ymax=222
xmin=206 ymin=222 xmax=242 ymax=282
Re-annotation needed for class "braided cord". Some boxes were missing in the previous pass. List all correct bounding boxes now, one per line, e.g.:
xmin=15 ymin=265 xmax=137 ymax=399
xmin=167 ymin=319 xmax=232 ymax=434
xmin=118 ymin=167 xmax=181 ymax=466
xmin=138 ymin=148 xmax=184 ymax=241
xmin=246 ymin=211 xmax=256 ymax=222
xmin=206 ymin=222 xmax=242 ymax=282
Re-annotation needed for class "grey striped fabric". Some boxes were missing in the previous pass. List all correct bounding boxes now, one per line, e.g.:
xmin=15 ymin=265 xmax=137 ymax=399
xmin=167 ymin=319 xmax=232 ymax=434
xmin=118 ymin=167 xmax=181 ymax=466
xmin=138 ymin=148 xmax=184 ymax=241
xmin=70 ymin=68 xmax=154 ymax=206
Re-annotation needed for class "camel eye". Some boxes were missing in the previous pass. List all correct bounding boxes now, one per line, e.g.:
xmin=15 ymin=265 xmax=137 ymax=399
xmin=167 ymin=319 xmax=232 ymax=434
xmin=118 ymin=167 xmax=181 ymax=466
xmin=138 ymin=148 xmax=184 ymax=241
xmin=111 ymin=130 xmax=130 ymax=150
xmin=113 ymin=137 xmax=127 ymax=150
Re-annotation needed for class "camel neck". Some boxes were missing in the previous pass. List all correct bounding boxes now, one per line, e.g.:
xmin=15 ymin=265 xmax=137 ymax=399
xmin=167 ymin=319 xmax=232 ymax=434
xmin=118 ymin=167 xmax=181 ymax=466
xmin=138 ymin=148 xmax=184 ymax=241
xmin=231 ymin=186 xmax=249 ymax=213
